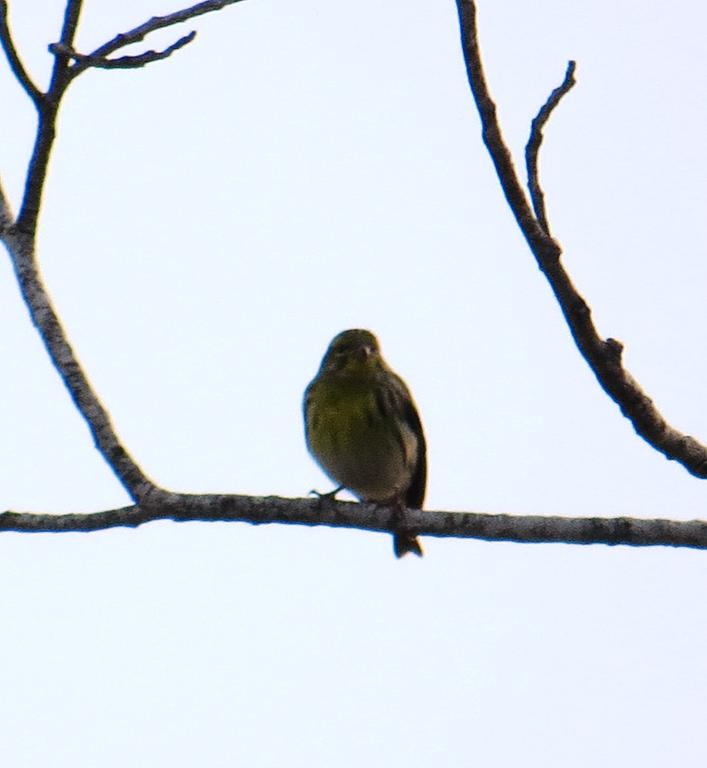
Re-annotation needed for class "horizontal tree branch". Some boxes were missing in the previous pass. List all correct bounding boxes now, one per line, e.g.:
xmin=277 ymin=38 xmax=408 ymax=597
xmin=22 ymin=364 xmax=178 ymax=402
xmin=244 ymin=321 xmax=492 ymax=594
xmin=1 ymin=494 xmax=706 ymax=549
xmin=454 ymin=0 xmax=707 ymax=478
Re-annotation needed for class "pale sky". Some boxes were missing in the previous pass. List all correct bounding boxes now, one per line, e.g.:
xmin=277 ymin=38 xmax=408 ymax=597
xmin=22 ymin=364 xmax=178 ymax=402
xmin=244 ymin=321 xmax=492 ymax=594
xmin=1 ymin=1 xmax=706 ymax=766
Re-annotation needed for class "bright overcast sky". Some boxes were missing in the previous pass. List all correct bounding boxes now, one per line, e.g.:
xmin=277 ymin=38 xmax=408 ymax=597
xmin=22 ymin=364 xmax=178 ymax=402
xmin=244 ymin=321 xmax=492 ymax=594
xmin=1 ymin=1 xmax=706 ymax=766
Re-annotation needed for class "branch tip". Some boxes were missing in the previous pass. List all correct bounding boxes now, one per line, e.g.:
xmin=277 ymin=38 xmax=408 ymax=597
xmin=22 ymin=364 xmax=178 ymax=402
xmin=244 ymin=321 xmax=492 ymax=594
xmin=526 ymin=59 xmax=578 ymax=233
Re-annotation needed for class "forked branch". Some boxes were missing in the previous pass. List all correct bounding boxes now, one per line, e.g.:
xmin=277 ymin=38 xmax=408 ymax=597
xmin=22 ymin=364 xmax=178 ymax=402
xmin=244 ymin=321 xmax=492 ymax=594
xmin=455 ymin=0 xmax=707 ymax=478
xmin=0 ymin=1 xmax=249 ymax=504
xmin=67 ymin=0 xmax=248 ymax=75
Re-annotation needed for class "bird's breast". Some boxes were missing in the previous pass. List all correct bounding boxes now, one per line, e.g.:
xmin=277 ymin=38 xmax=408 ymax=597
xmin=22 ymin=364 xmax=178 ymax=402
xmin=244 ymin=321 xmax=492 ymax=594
xmin=306 ymin=383 xmax=417 ymax=502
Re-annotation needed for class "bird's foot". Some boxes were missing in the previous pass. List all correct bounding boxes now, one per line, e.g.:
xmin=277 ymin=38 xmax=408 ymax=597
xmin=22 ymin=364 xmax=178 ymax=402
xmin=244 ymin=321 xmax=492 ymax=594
xmin=309 ymin=485 xmax=344 ymax=508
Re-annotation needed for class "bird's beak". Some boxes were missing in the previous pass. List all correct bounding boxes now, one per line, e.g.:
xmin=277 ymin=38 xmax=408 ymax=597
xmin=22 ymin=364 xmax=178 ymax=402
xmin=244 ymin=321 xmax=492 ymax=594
xmin=355 ymin=345 xmax=373 ymax=363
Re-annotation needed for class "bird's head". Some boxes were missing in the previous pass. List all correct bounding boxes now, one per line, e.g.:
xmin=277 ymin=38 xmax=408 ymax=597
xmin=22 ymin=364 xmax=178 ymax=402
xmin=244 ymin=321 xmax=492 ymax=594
xmin=320 ymin=329 xmax=383 ymax=375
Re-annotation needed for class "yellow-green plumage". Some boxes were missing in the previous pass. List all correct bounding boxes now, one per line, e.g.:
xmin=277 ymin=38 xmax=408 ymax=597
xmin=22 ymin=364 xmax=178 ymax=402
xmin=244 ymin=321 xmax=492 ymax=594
xmin=304 ymin=329 xmax=426 ymax=557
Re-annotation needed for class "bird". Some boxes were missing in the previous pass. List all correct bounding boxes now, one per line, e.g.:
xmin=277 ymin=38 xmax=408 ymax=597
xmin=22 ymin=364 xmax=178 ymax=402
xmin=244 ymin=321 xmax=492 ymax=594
xmin=303 ymin=329 xmax=427 ymax=557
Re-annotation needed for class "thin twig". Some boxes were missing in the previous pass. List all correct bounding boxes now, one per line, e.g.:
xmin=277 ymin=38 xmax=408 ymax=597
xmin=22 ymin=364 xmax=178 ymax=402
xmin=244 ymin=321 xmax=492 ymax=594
xmin=0 ymin=0 xmax=43 ymax=107
xmin=526 ymin=60 xmax=576 ymax=233
xmin=455 ymin=0 xmax=707 ymax=478
xmin=59 ymin=0 xmax=82 ymax=43
xmin=1 ymin=493 xmax=706 ymax=550
xmin=73 ymin=0 xmax=247 ymax=74
xmin=50 ymin=32 xmax=196 ymax=70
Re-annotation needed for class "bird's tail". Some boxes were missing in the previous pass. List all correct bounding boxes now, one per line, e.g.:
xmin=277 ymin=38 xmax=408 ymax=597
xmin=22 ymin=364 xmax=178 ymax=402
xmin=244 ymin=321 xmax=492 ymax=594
xmin=393 ymin=533 xmax=423 ymax=558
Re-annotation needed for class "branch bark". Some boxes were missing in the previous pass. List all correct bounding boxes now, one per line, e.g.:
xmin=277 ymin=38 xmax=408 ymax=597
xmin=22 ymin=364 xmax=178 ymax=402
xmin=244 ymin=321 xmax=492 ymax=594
xmin=2 ymin=495 xmax=706 ymax=550
xmin=454 ymin=0 xmax=707 ymax=479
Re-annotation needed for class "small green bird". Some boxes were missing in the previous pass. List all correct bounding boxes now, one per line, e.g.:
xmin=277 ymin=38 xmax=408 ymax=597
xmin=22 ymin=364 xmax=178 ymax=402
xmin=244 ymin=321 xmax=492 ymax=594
xmin=304 ymin=329 xmax=427 ymax=557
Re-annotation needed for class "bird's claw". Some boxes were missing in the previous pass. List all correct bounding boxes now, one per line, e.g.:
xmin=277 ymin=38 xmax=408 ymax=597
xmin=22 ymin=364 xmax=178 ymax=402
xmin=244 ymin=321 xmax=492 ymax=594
xmin=309 ymin=486 xmax=343 ymax=506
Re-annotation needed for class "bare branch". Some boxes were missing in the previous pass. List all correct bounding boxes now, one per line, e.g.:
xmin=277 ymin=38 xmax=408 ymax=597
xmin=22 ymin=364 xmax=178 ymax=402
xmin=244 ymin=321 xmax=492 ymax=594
xmin=2 ymin=231 xmax=157 ymax=501
xmin=1 ymin=493 xmax=706 ymax=550
xmin=455 ymin=0 xmax=707 ymax=478
xmin=16 ymin=1 xmax=243 ymax=236
xmin=525 ymin=60 xmax=576 ymax=234
xmin=454 ymin=1 xmax=541 ymax=240
xmin=6 ymin=0 xmax=246 ymax=504
xmin=16 ymin=108 xmax=57 ymax=235
xmin=15 ymin=2 xmax=86 ymax=236
xmin=0 ymin=0 xmax=43 ymax=107
xmin=2 ymin=1 xmax=153 ymax=499
xmin=47 ymin=0 xmax=83 ymax=93
xmin=75 ymin=0 xmax=247 ymax=73
xmin=59 ymin=0 xmax=82 ymax=44
xmin=50 ymin=31 xmax=196 ymax=71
